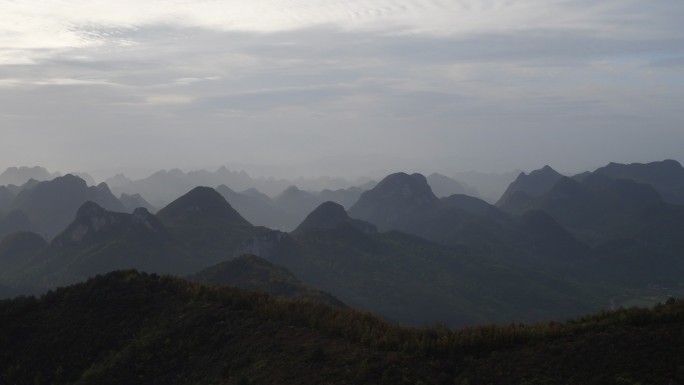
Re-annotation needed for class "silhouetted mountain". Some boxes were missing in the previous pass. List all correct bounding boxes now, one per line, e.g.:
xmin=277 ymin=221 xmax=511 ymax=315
xmin=6 ymin=202 xmax=191 ymax=288
xmin=112 ymin=166 xmax=371 ymax=208
xmin=497 ymin=165 xmax=564 ymax=206
xmin=348 ymin=172 xmax=590 ymax=264
xmin=157 ymin=187 xmax=263 ymax=267
xmin=272 ymin=186 xmax=323 ymax=231
xmin=119 ymin=193 xmax=156 ymax=213
xmin=5 ymin=178 xmax=40 ymax=195
xmin=2 ymin=271 xmax=683 ymax=384
xmin=240 ymin=223 xmax=600 ymax=326
xmin=348 ymin=172 xmax=438 ymax=230
xmin=156 ymin=186 xmax=251 ymax=227
xmin=0 ymin=166 xmax=60 ymax=186
xmin=510 ymin=176 xmax=662 ymax=238
xmin=495 ymin=173 xmax=684 ymax=286
xmin=0 ymin=186 xmax=13 ymax=211
xmin=0 ymin=209 xmax=36 ymax=240
xmin=590 ymin=159 xmax=684 ymax=205
xmin=317 ymin=186 xmax=365 ymax=209
xmin=427 ymin=173 xmax=480 ymax=198
xmin=190 ymin=254 xmax=345 ymax=307
xmin=349 ymin=173 xmax=522 ymax=255
xmin=293 ymin=201 xmax=376 ymax=235
xmin=9 ymin=175 xmax=125 ymax=239
xmin=215 ymin=185 xmax=289 ymax=229
xmin=517 ymin=210 xmax=591 ymax=260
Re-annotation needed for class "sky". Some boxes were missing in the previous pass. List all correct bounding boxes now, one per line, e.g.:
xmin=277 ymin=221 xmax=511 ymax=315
xmin=0 ymin=0 xmax=683 ymax=179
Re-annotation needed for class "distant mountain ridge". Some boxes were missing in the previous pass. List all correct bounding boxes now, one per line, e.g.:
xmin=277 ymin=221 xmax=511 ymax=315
xmin=0 ymin=166 xmax=60 ymax=186
xmin=111 ymin=166 xmax=373 ymax=207
xmin=8 ymin=174 xmax=125 ymax=239
xmin=590 ymin=159 xmax=684 ymax=204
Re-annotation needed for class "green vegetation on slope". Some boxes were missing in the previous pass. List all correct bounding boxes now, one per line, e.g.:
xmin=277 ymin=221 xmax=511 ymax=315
xmin=1 ymin=271 xmax=683 ymax=385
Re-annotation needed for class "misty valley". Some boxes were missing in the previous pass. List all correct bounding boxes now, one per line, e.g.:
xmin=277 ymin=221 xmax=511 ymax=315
xmin=1 ymin=159 xmax=684 ymax=384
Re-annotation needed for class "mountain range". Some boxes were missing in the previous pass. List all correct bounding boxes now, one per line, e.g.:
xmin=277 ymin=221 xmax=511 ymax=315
xmin=1 ymin=158 xmax=683 ymax=326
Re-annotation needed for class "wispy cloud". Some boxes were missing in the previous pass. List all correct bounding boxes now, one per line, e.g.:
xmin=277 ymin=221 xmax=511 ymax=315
xmin=0 ymin=0 xmax=682 ymax=174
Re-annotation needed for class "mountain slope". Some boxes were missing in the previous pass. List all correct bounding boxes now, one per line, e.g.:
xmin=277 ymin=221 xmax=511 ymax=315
xmin=348 ymin=173 xmax=588 ymax=264
xmin=119 ymin=193 xmax=156 ymax=213
xmin=591 ymin=159 xmax=684 ymax=204
xmin=497 ymin=165 xmax=564 ymax=207
xmin=7 ymin=202 xmax=190 ymax=288
xmin=190 ymin=254 xmax=345 ymax=307
xmin=156 ymin=187 xmax=264 ymax=267
xmin=2 ymin=271 xmax=683 ymax=385
xmin=9 ymin=175 xmax=125 ymax=238
xmin=0 ymin=209 xmax=36 ymax=240
xmin=0 ymin=186 xmax=13 ymax=211
xmin=0 ymin=231 xmax=47 ymax=277
xmin=293 ymin=201 xmax=376 ymax=235
xmin=348 ymin=172 xmax=439 ymax=230
xmin=240 ymin=220 xmax=601 ymax=326
xmin=272 ymin=186 xmax=323 ymax=231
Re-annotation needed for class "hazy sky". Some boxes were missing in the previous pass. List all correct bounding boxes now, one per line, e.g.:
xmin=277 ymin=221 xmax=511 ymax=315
xmin=1 ymin=0 xmax=682 ymax=178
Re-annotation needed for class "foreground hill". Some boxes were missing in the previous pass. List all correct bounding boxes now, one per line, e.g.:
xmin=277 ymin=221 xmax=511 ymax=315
xmin=1 ymin=270 xmax=683 ymax=385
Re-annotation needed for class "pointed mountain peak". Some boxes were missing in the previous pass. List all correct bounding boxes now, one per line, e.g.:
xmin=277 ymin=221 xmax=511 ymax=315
xmin=75 ymin=201 xmax=107 ymax=221
xmin=157 ymin=186 xmax=251 ymax=226
xmin=96 ymin=182 xmax=112 ymax=193
xmin=52 ymin=202 xmax=131 ymax=245
xmin=497 ymin=165 xmax=564 ymax=207
xmin=294 ymin=201 xmax=377 ymax=235
xmin=54 ymin=173 xmax=88 ymax=188
xmin=347 ymin=172 xmax=438 ymax=229
xmin=526 ymin=165 xmax=561 ymax=178
xmin=278 ymin=185 xmax=302 ymax=196
xmin=372 ymin=172 xmax=437 ymax=202
xmin=55 ymin=202 xmax=161 ymax=246
xmin=294 ymin=201 xmax=348 ymax=233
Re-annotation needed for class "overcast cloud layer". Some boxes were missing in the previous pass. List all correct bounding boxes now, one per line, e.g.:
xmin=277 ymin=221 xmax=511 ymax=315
xmin=1 ymin=0 xmax=682 ymax=178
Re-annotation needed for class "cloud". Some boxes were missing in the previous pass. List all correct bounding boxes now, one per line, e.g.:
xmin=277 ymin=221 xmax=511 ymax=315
xmin=0 ymin=0 xmax=682 ymax=174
